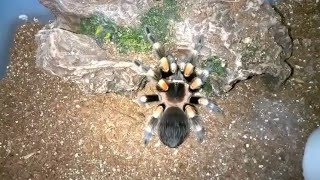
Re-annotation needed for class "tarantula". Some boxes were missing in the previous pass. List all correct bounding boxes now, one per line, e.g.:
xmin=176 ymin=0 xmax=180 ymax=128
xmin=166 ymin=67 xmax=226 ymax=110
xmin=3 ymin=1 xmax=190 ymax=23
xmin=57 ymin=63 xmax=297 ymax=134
xmin=134 ymin=27 xmax=223 ymax=148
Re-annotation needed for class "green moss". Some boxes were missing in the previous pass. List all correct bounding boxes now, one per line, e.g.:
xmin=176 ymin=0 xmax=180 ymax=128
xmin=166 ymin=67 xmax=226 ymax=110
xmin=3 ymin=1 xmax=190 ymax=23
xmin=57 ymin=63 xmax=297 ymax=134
xmin=202 ymin=56 xmax=227 ymax=76
xmin=140 ymin=8 xmax=168 ymax=42
xmin=80 ymin=14 xmax=118 ymax=44
xmin=104 ymin=32 xmax=111 ymax=41
xmin=200 ymin=56 xmax=226 ymax=95
xmin=80 ymin=14 xmax=151 ymax=53
xmin=79 ymin=0 xmax=180 ymax=53
xmin=202 ymin=79 xmax=213 ymax=93
xmin=115 ymin=28 xmax=151 ymax=53
xmin=140 ymin=0 xmax=180 ymax=43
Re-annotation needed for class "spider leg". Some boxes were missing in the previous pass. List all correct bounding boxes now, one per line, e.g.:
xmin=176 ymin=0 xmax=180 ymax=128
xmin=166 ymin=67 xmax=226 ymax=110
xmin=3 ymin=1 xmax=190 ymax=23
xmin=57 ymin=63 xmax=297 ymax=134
xmin=194 ymin=68 xmax=209 ymax=83
xmin=180 ymin=64 xmax=209 ymax=86
xmin=191 ymin=35 xmax=204 ymax=64
xmin=189 ymin=77 xmax=204 ymax=91
xmin=145 ymin=26 xmax=166 ymax=59
xmin=135 ymin=76 xmax=148 ymax=92
xmin=158 ymin=56 xmax=176 ymax=79
xmin=184 ymin=104 xmax=204 ymax=142
xmin=179 ymin=62 xmax=196 ymax=82
xmin=133 ymin=59 xmax=160 ymax=82
xmin=180 ymin=61 xmax=209 ymax=84
xmin=156 ymin=79 xmax=169 ymax=92
xmin=189 ymin=96 xmax=223 ymax=114
xmin=181 ymin=35 xmax=209 ymax=83
xmin=194 ymin=35 xmax=204 ymax=53
xmin=167 ymin=55 xmax=178 ymax=74
xmin=183 ymin=63 xmax=195 ymax=78
xmin=184 ymin=35 xmax=204 ymax=65
xmin=160 ymin=57 xmax=170 ymax=73
xmin=138 ymin=94 xmax=160 ymax=104
xmin=143 ymin=105 xmax=164 ymax=144
xmin=188 ymin=68 xmax=211 ymax=91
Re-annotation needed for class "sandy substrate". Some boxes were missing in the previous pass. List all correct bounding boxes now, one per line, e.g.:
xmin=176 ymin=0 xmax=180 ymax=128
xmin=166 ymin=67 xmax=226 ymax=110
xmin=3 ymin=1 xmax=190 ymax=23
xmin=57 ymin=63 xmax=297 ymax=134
xmin=0 ymin=2 xmax=320 ymax=179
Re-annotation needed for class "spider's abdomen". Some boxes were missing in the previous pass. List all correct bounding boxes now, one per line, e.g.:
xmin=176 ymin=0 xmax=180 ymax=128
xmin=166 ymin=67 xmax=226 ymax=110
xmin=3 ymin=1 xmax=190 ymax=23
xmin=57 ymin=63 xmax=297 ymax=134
xmin=158 ymin=107 xmax=190 ymax=148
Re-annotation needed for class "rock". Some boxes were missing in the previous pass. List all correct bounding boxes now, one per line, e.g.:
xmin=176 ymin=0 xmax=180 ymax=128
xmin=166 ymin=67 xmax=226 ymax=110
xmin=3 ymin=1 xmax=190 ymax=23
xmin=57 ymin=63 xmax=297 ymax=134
xmin=35 ymin=28 xmax=140 ymax=93
xmin=39 ymin=0 xmax=155 ymax=31
xmin=174 ymin=0 xmax=292 ymax=94
xmin=36 ymin=0 xmax=292 ymax=95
